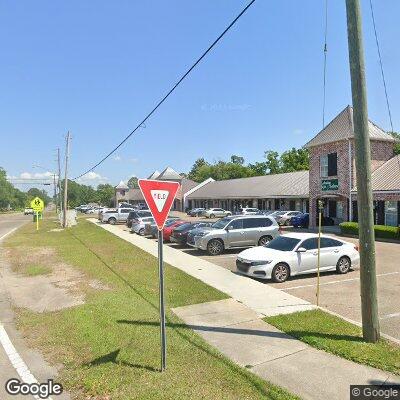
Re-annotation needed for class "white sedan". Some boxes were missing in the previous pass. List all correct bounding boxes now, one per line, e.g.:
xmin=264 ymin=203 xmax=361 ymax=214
xmin=236 ymin=232 xmax=359 ymax=283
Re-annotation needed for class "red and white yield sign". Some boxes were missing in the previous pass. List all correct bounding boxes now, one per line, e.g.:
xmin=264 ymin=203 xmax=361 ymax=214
xmin=138 ymin=179 xmax=180 ymax=230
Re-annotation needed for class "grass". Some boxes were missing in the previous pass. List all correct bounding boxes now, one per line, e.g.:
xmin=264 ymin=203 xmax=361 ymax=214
xmin=24 ymin=264 xmax=52 ymax=276
xmin=265 ymin=309 xmax=400 ymax=375
xmin=3 ymin=218 xmax=298 ymax=400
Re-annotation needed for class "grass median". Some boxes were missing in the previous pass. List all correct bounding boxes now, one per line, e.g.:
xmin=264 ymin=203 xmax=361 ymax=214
xmin=265 ymin=309 xmax=400 ymax=375
xmin=3 ymin=217 xmax=298 ymax=400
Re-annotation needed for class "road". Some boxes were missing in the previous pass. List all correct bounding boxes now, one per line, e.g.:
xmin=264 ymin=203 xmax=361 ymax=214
xmin=0 ymin=213 xmax=33 ymax=398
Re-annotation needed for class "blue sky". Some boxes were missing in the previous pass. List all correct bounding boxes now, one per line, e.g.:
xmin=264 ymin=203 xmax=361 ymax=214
xmin=1 ymin=0 xmax=399 ymax=190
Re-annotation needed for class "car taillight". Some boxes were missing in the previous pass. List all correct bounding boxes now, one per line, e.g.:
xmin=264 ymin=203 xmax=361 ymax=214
xmin=354 ymin=244 xmax=359 ymax=252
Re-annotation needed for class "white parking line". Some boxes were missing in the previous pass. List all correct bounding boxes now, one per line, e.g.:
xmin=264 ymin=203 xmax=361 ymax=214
xmin=0 ymin=324 xmax=53 ymax=400
xmin=283 ymin=271 xmax=399 ymax=291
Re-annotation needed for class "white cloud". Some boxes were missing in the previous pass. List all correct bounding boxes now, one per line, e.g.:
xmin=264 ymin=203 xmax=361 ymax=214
xmin=113 ymin=155 xmax=121 ymax=161
xmin=10 ymin=171 xmax=55 ymax=179
xmin=129 ymin=158 xmax=139 ymax=163
xmin=77 ymin=171 xmax=108 ymax=185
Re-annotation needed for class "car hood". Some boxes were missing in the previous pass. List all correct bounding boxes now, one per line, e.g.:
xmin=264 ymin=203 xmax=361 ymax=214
xmin=238 ymin=246 xmax=286 ymax=261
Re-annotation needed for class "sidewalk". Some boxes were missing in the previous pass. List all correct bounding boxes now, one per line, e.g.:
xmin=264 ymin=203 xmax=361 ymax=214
xmin=90 ymin=220 xmax=315 ymax=317
xmin=173 ymin=298 xmax=400 ymax=400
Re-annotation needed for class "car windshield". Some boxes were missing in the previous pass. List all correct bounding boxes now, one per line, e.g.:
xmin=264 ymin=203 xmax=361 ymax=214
xmin=212 ymin=218 xmax=231 ymax=229
xmin=165 ymin=219 xmax=180 ymax=227
xmin=175 ymin=223 xmax=192 ymax=231
xmin=264 ymin=236 xmax=301 ymax=251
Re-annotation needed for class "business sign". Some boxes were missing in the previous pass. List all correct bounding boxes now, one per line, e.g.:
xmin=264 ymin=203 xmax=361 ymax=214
xmin=321 ymin=179 xmax=339 ymax=191
xmin=30 ymin=197 xmax=44 ymax=212
xmin=138 ymin=179 xmax=180 ymax=230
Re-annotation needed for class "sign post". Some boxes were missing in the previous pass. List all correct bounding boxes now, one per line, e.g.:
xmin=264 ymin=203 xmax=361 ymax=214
xmin=30 ymin=197 xmax=44 ymax=231
xmin=138 ymin=179 xmax=180 ymax=372
xmin=316 ymin=199 xmax=324 ymax=306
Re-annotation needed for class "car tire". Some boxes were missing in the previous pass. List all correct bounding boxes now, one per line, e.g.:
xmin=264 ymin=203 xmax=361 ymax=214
xmin=108 ymin=218 xmax=117 ymax=225
xmin=258 ymin=235 xmax=272 ymax=246
xmin=271 ymin=263 xmax=290 ymax=283
xmin=336 ymin=256 xmax=351 ymax=274
xmin=138 ymin=228 xmax=145 ymax=236
xmin=210 ymin=214 xmax=215 ymax=219
xmin=207 ymin=239 xmax=224 ymax=256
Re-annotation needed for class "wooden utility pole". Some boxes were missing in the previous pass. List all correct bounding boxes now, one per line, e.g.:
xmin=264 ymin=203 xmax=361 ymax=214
xmin=57 ymin=148 xmax=62 ymax=214
xmin=62 ymin=132 xmax=70 ymax=228
xmin=345 ymin=0 xmax=380 ymax=342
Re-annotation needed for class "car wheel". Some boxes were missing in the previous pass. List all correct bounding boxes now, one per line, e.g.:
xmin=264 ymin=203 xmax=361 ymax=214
xmin=108 ymin=218 xmax=116 ymax=225
xmin=210 ymin=214 xmax=215 ymax=219
xmin=207 ymin=239 xmax=224 ymax=255
xmin=336 ymin=256 xmax=351 ymax=274
xmin=138 ymin=228 xmax=145 ymax=236
xmin=258 ymin=235 xmax=272 ymax=246
xmin=271 ymin=263 xmax=290 ymax=283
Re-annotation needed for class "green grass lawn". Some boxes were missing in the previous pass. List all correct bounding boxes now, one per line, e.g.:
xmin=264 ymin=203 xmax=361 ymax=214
xmin=4 ymin=218 xmax=298 ymax=400
xmin=266 ymin=309 xmax=400 ymax=375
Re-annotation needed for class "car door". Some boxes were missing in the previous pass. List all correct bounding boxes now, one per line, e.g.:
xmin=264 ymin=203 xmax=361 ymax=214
xmin=225 ymin=219 xmax=244 ymax=247
xmin=242 ymin=218 xmax=262 ymax=246
xmin=320 ymin=237 xmax=344 ymax=268
xmin=296 ymin=238 xmax=332 ymax=273
xmin=120 ymin=208 xmax=132 ymax=221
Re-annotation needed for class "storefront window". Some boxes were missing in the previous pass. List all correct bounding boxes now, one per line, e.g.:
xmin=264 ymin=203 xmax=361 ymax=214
xmin=320 ymin=155 xmax=328 ymax=177
xmin=385 ymin=201 xmax=398 ymax=227
xmin=336 ymin=201 xmax=344 ymax=219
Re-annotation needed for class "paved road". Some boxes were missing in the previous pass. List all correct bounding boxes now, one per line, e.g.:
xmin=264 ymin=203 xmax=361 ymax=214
xmin=0 ymin=213 xmax=31 ymax=240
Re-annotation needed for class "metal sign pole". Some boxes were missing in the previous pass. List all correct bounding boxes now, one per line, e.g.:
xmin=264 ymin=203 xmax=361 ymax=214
xmin=316 ymin=200 xmax=323 ymax=306
xmin=157 ymin=228 xmax=167 ymax=371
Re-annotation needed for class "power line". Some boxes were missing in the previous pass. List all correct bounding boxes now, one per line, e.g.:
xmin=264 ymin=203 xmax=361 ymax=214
xmin=73 ymin=0 xmax=256 ymax=180
xmin=322 ymin=0 xmax=328 ymax=128
xmin=369 ymin=0 xmax=394 ymax=132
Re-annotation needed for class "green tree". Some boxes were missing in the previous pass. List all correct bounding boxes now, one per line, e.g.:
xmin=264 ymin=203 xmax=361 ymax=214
xmin=264 ymin=151 xmax=281 ymax=174
xmin=188 ymin=158 xmax=210 ymax=181
xmin=26 ymin=188 xmax=51 ymax=204
xmin=230 ymin=155 xmax=245 ymax=165
xmin=96 ymin=184 xmax=115 ymax=207
xmin=389 ymin=132 xmax=400 ymax=155
xmin=127 ymin=176 xmax=139 ymax=189
xmin=279 ymin=148 xmax=309 ymax=172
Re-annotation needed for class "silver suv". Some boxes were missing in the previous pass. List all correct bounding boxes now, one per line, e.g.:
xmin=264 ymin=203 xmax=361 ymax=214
xmin=188 ymin=215 xmax=279 ymax=255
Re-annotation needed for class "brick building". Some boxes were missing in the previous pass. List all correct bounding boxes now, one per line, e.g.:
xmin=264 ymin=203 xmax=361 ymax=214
xmin=305 ymin=105 xmax=399 ymax=227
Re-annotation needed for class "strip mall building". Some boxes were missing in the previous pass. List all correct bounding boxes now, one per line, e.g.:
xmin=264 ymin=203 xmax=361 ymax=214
xmin=115 ymin=106 xmax=400 ymax=228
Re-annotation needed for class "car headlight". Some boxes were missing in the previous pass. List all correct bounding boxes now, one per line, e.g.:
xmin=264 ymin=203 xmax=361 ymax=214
xmin=251 ymin=260 xmax=272 ymax=266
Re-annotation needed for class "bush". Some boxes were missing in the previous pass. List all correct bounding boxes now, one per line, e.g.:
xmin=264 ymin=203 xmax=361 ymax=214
xmin=339 ymin=222 xmax=399 ymax=240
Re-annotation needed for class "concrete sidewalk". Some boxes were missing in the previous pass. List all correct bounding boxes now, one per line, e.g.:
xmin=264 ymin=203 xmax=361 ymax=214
xmin=173 ymin=298 xmax=400 ymax=400
xmin=90 ymin=220 xmax=315 ymax=317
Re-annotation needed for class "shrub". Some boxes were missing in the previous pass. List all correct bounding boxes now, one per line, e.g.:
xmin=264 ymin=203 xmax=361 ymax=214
xmin=339 ymin=222 xmax=399 ymax=240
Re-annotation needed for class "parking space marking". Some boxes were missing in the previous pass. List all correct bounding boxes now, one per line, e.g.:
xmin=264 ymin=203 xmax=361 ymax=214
xmin=282 ymin=271 xmax=399 ymax=291
xmin=380 ymin=312 xmax=400 ymax=320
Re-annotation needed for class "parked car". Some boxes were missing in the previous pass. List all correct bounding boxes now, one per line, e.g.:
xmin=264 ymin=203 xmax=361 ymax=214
xmin=236 ymin=233 xmax=359 ymax=283
xmin=101 ymin=208 xmax=133 ymax=224
xmin=236 ymin=208 xmax=261 ymax=215
xmin=170 ymin=222 xmax=213 ymax=245
xmin=98 ymin=208 xmax=115 ymax=221
xmin=126 ymin=210 xmax=152 ymax=228
xmin=163 ymin=220 xmax=188 ymax=242
xmin=291 ymin=213 xmax=309 ymax=228
xmin=147 ymin=217 xmax=181 ymax=238
xmin=187 ymin=208 xmax=206 ymax=217
xmin=272 ymin=211 xmax=303 ymax=226
xmin=24 ymin=207 xmax=34 ymax=215
xmin=130 ymin=216 xmax=155 ymax=235
xmin=188 ymin=215 xmax=279 ymax=255
xmin=203 ymin=208 xmax=232 ymax=219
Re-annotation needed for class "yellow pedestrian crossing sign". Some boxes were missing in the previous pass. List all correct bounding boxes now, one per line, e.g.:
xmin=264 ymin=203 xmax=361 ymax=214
xmin=30 ymin=197 xmax=44 ymax=212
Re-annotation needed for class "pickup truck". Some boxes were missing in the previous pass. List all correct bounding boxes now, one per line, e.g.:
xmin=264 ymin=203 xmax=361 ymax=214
xmin=101 ymin=208 xmax=133 ymax=224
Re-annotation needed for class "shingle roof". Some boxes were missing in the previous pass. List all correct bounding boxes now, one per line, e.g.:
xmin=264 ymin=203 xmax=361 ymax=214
xmin=304 ymin=105 xmax=396 ymax=148
xmin=147 ymin=170 xmax=160 ymax=179
xmin=123 ymin=188 xmax=144 ymax=201
xmin=352 ymin=155 xmax=400 ymax=192
xmin=187 ymin=171 xmax=309 ymax=200
xmin=115 ymin=180 xmax=129 ymax=189
xmin=157 ymin=166 xmax=181 ymax=180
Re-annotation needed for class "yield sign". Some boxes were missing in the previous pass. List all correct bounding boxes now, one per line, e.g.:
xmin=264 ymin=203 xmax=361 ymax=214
xmin=138 ymin=179 xmax=180 ymax=230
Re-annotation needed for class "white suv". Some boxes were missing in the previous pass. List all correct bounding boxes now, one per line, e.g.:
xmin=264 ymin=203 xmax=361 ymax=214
xmin=203 ymin=208 xmax=232 ymax=219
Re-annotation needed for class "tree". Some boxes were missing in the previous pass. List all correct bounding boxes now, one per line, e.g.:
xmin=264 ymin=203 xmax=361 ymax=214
xmin=279 ymin=148 xmax=309 ymax=172
xmin=264 ymin=151 xmax=281 ymax=174
xmin=96 ymin=184 xmax=115 ymax=207
xmin=230 ymin=155 xmax=245 ymax=165
xmin=389 ymin=132 xmax=400 ymax=155
xmin=188 ymin=158 xmax=210 ymax=181
xmin=26 ymin=188 xmax=51 ymax=204
xmin=127 ymin=176 xmax=139 ymax=189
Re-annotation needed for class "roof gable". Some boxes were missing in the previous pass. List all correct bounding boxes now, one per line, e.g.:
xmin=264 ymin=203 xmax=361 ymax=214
xmin=157 ymin=166 xmax=181 ymax=180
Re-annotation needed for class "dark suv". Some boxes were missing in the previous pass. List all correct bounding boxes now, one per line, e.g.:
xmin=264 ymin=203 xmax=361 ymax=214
xmin=126 ymin=210 xmax=152 ymax=228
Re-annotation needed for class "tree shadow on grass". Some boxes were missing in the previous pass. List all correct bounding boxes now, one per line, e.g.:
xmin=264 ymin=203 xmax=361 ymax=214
xmin=283 ymin=331 xmax=364 ymax=343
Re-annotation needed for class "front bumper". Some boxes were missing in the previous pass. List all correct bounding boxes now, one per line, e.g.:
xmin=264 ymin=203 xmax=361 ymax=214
xmin=236 ymin=258 xmax=272 ymax=280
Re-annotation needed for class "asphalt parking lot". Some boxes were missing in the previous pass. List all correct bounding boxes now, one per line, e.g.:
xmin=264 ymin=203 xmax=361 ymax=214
xmin=118 ymin=212 xmax=400 ymax=342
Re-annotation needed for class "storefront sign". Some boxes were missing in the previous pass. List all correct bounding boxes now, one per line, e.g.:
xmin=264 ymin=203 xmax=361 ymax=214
xmin=321 ymin=179 xmax=338 ymax=191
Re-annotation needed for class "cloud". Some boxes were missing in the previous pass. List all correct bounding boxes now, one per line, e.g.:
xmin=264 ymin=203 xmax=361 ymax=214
xmin=129 ymin=158 xmax=139 ymax=164
xmin=8 ymin=171 xmax=55 ymax=179
xmin=77 ymin=172 xmax=108 ymax=185
xmin=113 ymin=155 xmax=121 ymax=161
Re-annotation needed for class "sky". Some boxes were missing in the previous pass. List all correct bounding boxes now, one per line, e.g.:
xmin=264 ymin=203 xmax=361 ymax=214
xmin=1 ymin=0 xmax=399 ymax=191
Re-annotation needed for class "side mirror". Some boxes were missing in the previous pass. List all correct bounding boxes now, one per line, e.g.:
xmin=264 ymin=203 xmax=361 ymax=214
xmin=225 ymin=225 xmax=232 ymax=231
xmin=297 ymin=247 xmax=307 ymax=253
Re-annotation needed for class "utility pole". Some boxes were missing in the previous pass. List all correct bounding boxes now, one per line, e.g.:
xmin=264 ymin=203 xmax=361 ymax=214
xmin=345 ymin=0 xmax=380 ymax=342
xmin=57 ymin=148 xmax=62 ymax=214
xmin=53 ymin=173 xmax=57 ymax=213
xmin=62 ymin=132 xmax=70 ymax=228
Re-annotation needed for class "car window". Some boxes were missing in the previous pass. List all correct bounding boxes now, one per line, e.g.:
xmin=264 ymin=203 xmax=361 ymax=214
xmin=301 ymin=238 xmax=319 ymax=250
xmin=238 ymin=208 xmax=244 ymax=212
xmin=265 ymin=236 xmax=301 ymax=251
xmin=227 ymin=219 xmax=243 ymax=230
xmin=212 ymin=218 xmax=231 ymax=229
xmin=138 ymin=211 xmax=152 ymax=217
xmin=120 ymin=208 xmax=131 ymax=213
xmin=320 ymin=238 xmax=343 ymax=248
xmin=243 ymin=218 xmax=268 ymax=228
